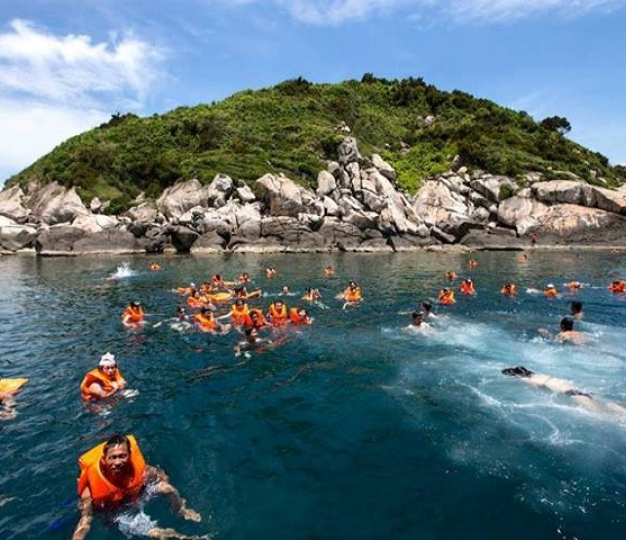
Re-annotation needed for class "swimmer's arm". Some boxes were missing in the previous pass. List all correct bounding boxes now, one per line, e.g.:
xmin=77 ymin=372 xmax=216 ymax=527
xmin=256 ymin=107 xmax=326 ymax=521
xmin=72 ymin=488 xmax=93 ymax=540
xmin=87 ymin=382 xmax=118 ymax=399
xmin=147 ymin=467 xmax=200 ymax=521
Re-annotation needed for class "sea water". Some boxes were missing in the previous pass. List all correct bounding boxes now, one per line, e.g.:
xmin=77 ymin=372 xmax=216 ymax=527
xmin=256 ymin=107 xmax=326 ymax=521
xmin=1 ymin=250 xmax=626 ymax=539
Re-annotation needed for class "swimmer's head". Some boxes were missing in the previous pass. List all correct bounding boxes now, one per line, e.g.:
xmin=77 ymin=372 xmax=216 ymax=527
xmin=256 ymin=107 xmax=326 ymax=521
xmin=422 ymin=300 xmax=432 ymax=312
xmin=502 ymin=366 xmax=534 ymax=378
xmin=560 ymin=316 xmax=574 ymax=332
xmin=570 ymin=301 xmax=583 ymax=315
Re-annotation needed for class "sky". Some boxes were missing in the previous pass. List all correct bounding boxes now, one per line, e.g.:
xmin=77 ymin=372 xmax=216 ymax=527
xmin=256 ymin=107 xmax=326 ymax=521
xmin=1 ymin=0 xmax=625 ymax=186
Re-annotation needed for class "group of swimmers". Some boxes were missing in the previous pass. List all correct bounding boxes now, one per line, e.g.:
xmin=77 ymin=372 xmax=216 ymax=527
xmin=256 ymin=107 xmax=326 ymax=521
xmin=6 ymin=257 xmax=626 ymax=539
xmin=411 ymin=262 xmax=626 ymax=422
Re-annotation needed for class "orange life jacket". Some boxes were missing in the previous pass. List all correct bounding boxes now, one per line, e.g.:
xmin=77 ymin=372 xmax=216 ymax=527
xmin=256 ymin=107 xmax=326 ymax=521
xmin=460 ymin=281 xmax=475 ymax=295
xmin=268 ymin=303 xmax=288 ymax=325
xmin=501 ymin=284 xmax=516 ymax=296
xmin=609 ymin=281 xmax=626 ymax=293
xmin=544 ymin=287 xmax=558 ymax=298
xmin=344 ymin=287 xmax=362 ymax=303
xmin=194 ymin=312 xmax=217 ymax=331
xmin=245 ymin=308 xmax=267 ymax=329
xmin=77 ymin=435 xmax=146 ymax=510
xmin=80 ymin=368 xmax=125 ymax=401
xmin=438 ymin=290 xmax=456 ymax=305
xmin=289 ymin=308 xmax=310 ymax=325
xmin=122 ymin=306 xmax=144 ymax=324
xmin=231 ymin=304 xmax=250 ymax=325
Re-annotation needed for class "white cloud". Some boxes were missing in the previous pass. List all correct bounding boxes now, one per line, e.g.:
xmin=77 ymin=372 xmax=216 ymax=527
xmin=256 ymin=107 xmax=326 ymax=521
xmin=0 ymin=19 xmax=163 ymax=106
xmin=446 ymin=0 xmax=622 ymax=22
xmin=212 ymin=0 xmax=622 ymax=24
xmin=0 ymin=19 xmax=165 ymax=182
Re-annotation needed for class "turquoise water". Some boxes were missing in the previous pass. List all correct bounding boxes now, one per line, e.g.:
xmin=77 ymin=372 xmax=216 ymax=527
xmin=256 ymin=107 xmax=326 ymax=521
xmin=2 ymin=251 xmax=626 ymax=539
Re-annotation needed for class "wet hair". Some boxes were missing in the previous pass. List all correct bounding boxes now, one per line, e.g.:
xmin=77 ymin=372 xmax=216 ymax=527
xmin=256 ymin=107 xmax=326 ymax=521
xmin=103 ymin=434 xmax=131 ymax=455
xmin=502 ymin=366 xmax=534 ymax=378
xmin=560 ymin=316 xmax=574 ymax=332
xmin=570 ymin=301 xmax=583 ymax=315
xmin=421 ymin=300 xmax=432 ymax=312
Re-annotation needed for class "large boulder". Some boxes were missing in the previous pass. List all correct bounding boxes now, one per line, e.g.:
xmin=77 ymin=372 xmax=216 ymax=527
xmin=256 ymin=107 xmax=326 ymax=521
xmin=0 ymin=185 xmax=30 ymax=222
xmin=413 ymin=180 xmax=472 ymax=229
xmin=72 ymin=230 xmax=141 ymax=254
xmin=166 ymin=225 xmax=199 ymax=253
xmin=71 ymin=214 xmax=118 ymax=233
xmin=531 ymin=180 xmax=595 ymax=206
xmin=497 ymin=196 xmax=550 ymax=235
xmin=337 ymin=137 xmax=362 ymax=166
xmin=207 ymin=174 xmax=234 ymax=208
xmin=256 ymin=174 xmax=316 ymax=217
xmin=316 ymin=170 xmax=336 ymax=197
xmin=156 ymin=179 xmax=209 ymax=220
xmin=28 ymin=183 xmax=90 ymax=225
xmin=35 ymin=225 xmax=87 ymax=255
xmin=0 ymin=216 xmax=37 ymax=252
xmin=371 ymin=154 xmax=397 ymax=182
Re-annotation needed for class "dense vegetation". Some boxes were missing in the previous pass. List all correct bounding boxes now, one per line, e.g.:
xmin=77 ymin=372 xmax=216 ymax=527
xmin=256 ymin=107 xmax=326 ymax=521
xmin=7 ymin=75 xmax=626 ymax=212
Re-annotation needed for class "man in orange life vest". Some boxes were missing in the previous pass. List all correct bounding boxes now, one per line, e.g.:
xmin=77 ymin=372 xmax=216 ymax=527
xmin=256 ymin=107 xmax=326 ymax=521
xmin=72 ymin=434 xmax=201 ymax=540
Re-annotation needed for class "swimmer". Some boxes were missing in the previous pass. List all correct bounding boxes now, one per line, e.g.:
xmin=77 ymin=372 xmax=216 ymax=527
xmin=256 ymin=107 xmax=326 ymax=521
xmin=193 ymin=306 xmax=231 ymax=334
xmin=336 ymin=281 xmax=363 ymax=308
xmin=267 ymin=298 xmax=289 ymax=325
xmin=289 ymin=306 xmax=312 ymax=325
xmin=438 ymin=287 xmax=455 ymax=305
xmin=421 ymin=300 xmax=437 ymax=319
xmin=80 ymin=353 xmax=127 ymax=401
xmin=501 ymin=282 xmax=517 ymax=296
xmin=234 ymin=327 xmax=286 ymax=357
xmin=445 ymin=271 xmax=457 ymax=281
xmin=265 ymin=267 xmax=277 ymax=279
xmin=460 ymin=278 xmax=475 ymax=295
xmin=570 ymin=301 xmax=583 ymax=320
xmin=539 ymin=316 xmax=588 ymax=345
xmin=502 ymin=366 xmax=626 ymax=420
xmin=407 ymin=311 xmax=433 ymax=332
xmin=279 ymin=286 xmax=294 ymax=296
xmin=544 ymin=283 xmax=558 ymax=298
xmin=72 ymin=434 xmax=202 ymax=540
xmin=121 ymin=301 xmax=145 ymax=327
xmin=324 ymin=265 xmax=335 ymax=277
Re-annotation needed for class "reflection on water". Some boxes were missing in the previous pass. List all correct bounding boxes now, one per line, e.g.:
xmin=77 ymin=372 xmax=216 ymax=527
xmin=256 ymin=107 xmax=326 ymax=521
xmin=2 ymin=251 xmax=626 ymax=539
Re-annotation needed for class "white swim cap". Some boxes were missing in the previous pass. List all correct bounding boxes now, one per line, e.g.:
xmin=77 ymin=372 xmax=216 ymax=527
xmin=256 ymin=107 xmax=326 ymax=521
xmin=99 ymin=352 xmax=116 ymax=367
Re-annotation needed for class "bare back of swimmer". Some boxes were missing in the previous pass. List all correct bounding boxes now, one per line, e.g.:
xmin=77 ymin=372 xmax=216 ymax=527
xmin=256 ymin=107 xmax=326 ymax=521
xmin=502 ymin=366 xmax=626 ymax=420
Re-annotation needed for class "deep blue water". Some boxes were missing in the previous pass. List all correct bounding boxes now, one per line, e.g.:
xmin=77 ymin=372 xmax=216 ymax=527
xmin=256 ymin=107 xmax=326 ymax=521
xmin=2 ymin=250 xmax=626 ymax=540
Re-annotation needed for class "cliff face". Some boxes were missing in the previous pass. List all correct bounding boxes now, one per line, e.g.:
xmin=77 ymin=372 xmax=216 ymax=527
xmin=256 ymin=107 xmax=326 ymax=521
xmin=1 ymin=137 xmax=625 ymax=256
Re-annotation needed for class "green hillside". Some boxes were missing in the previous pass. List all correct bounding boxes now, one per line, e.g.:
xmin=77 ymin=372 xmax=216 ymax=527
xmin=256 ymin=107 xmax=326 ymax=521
xmin=7 ymin=75 xmax=626 ymax=214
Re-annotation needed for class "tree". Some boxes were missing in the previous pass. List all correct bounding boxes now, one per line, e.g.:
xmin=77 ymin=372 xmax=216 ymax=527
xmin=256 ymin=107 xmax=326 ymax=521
xmin=540 ymin=116 xmax=572 ymax=135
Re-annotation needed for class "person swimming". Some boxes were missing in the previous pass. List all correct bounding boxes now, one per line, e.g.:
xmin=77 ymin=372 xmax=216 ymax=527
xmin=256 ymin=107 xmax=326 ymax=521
xmin=502 ymin=366 xmax=626 ymax=420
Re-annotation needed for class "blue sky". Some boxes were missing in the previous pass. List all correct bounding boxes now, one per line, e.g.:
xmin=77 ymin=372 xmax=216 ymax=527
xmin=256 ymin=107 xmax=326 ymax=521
xmin=1 ymin=0 xmax=625 ymax=186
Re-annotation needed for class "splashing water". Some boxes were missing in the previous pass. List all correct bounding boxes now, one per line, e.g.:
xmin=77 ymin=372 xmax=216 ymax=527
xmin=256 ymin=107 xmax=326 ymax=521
xmin=107 ymin=262 xmax=137 ymax=280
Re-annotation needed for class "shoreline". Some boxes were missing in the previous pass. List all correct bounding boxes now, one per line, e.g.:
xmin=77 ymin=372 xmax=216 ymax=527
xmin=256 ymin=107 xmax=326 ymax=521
xmin=3 ymin=243 xmax=626 ymax=258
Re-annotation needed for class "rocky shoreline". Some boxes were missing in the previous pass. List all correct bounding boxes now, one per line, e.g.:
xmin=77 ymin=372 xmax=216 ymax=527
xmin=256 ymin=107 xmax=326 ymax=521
xmin=1 ymin=137 xmax=625 ymax=256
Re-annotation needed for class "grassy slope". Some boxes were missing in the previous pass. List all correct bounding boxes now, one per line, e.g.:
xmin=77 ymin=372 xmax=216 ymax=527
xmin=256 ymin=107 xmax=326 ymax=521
xmin=8 ymin=76 xmax=626 ymax=213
